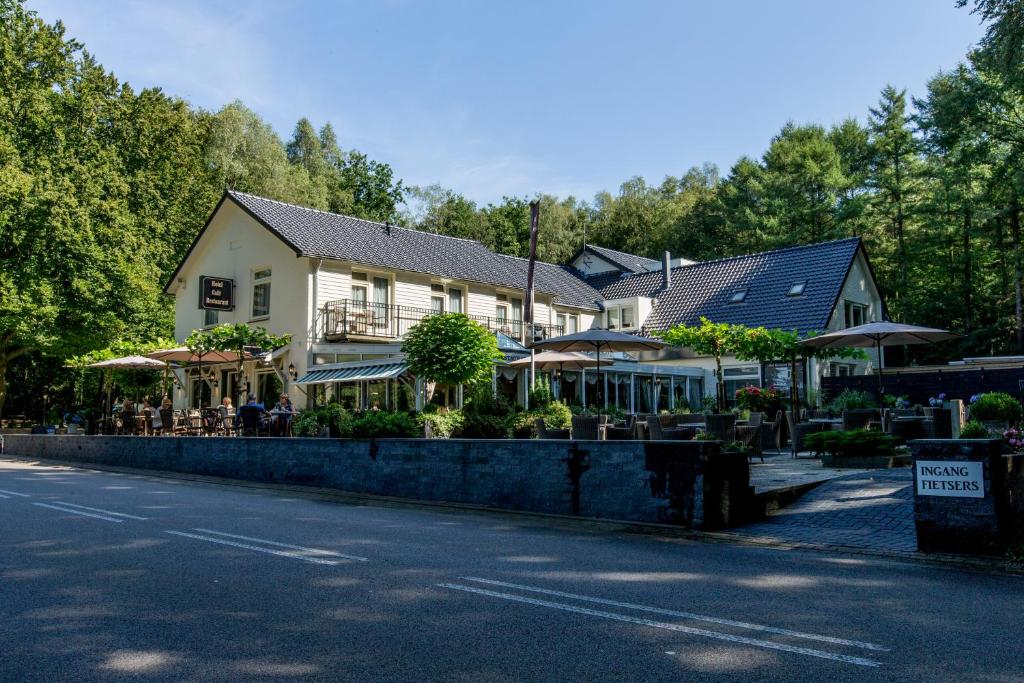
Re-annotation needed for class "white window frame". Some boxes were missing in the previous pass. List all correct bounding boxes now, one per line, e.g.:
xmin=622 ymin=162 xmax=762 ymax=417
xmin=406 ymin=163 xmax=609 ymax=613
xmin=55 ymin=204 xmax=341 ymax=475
xmin=620 ymin=305 xmax=635 ymax=330
xmin=845 ymin=300 xmax=868 ymax=327
xmin=448 ymin=287 xmax=464 ymax=314
xmin=251 ymin=267 xmax=272 ymax=320
xmin=607 ymin=307 xmax=619 ymax=330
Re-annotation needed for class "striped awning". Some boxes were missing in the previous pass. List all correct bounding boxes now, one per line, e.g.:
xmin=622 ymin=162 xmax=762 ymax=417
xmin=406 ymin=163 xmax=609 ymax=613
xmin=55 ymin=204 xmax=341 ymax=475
xmin=295 ymin=362 xmax=407 ymax=385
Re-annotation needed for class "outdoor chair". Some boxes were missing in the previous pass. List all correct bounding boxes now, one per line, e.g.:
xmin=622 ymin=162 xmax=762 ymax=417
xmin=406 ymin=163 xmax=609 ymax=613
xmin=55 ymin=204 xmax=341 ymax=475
xmin=658 ymin=413 xmax=679 ymax=428
xmin=677 ymin=413 xmax=706 ymax=428
xmin=201 ymin=408 xmax=222 ymax=436
xmin=761 ymin=410 xmax=783 ymax=450
xmin=570 ymin=416 xmax=600 ymax=441
xmin=646 ymin=415 xmax=693 ymax=441
xmin=809 ymin=409 xmax=831 ymax=420
xmin=535 ymin=418 xmax=569 ymax=440
xmin=218 ymin=406 xmax=238 ymax=436
xmin=786 ymin=411 xmax=828 ymax=458
xmin=736 ymin=424 xmax=764 ymax=462
xmin=703 ymin=413 xmax=736 ymax=444
xmin=238 ymin=405 xmax=268 ymax=437
xmin=158 ymin=408 xmax=178 ymax=436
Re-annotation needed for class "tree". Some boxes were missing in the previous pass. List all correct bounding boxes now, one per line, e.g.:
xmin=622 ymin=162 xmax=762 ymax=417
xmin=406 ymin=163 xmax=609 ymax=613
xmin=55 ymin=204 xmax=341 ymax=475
xmin=402 ymin=314 xmax=503 ymax=389
xmin=733 ymin=327 xmax=862 ymax=415
xmin=185 ymin=323 xmax=291 ymax=402
xmin=659 ymin=317 xmax=747 ymax=411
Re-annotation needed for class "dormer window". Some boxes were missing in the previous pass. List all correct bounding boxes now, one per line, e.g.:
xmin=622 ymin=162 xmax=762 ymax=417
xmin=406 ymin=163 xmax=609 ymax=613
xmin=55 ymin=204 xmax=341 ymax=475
xmin=729 ymin=289 xmax=747 ymax=304
xmin=787 ymin=281 xmax=806 ymax=296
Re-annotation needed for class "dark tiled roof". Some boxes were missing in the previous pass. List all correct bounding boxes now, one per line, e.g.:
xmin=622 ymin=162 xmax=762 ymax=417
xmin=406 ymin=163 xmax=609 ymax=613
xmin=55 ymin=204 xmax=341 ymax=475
xmin=597 ymin=238 xmax=862 ymax=336
xmin=584 ymin=244 xmax=662 ymax=273
xmin=227 ymin=191 xmax=603 ymax=310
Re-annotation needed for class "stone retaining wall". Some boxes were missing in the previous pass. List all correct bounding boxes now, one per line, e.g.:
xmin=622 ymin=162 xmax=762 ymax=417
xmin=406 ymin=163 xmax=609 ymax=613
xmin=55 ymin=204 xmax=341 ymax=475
xmin=0 ymin=435 xmax=752 ymax=530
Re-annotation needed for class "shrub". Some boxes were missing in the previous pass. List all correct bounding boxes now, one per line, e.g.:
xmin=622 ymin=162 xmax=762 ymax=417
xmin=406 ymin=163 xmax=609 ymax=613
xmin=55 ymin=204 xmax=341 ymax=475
xmin=959 ymin=420 xmax=989 ymax=438
xmin=417 ymin=409 xmax=464 ymax=438
xmin=968 ymin=392 xmax=1023 ymax=423
xmin=402 ymin=314 xmax=503 ymax=385
xmin=543 ymin=401 xmax=573 ymax=430
xmin=351 ymin=411 xmax=419 ymax=438
xmin=828 ymin=389 xmax=877 ymax=412
xmin=464 ymin=413 xmax=509 ymax=438
xmin=292 ymin=411 xmax=324 ymax=437
xmin=319 ymin=403 xmax=353 ymax=437
xmin=803 ymin=429 xmax=896 ymax=457
xmin=528 ymin=375 xmax=552 ymax=409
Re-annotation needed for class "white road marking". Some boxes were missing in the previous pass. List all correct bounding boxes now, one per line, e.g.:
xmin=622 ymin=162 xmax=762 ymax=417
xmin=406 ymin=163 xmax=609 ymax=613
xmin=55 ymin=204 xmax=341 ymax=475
xmin=0 ymin=488 xmax=30 ymax=497
xmin=461 ymin=577 xmax=888 ymax=652
xmin=165 ymin=531 xmax=340 ymax=565
xmin=33 ymin=502 xmax=124 ymax=523
xmin=439 ymin=583 xmax=881 ymax=668
xmin=192 ymin=528 xmax=368 ymax=562
xmin=0 ymin=493 xmax=10 ymax=499
xmin=51 ymin=502 xmax=148 ymax=521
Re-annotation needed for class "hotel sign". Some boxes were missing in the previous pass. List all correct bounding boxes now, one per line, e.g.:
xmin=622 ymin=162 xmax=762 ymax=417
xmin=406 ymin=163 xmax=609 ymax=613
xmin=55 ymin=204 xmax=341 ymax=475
xmin=915 ymin=460 xmax=984 ymax=498
xmin=200 ymin=276 xmax=234 ymax=311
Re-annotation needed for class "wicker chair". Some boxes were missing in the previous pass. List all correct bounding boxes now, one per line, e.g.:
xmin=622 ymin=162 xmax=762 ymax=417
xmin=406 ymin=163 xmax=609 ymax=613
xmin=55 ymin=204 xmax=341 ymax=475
xmin=646 ymin=415 xmax=694 ymax=441
xmin=703 ymin=413 xmax=736 ymax=443
xmin=238 ymin=405 xmax=267 ymax=437
xmin=570 ymin=415 xmax=600 ymax=440
xmin=786 ymin=411 xmax=827 ymax=458
xmin=535 ymin=418 xmax=569 ymax=440
xmin=761 ymin=410 xmax=783 ymax=450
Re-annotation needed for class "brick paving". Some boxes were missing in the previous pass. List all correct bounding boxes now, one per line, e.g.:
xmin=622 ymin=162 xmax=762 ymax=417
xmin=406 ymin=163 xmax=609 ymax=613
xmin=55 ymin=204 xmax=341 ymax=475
xmin=741 ymin=468 xmax=916 ymax=553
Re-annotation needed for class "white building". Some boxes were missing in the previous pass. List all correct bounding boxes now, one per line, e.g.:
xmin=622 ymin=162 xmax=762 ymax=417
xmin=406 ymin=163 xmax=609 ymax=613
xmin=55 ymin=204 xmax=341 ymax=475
xmin=164 ymin=191 xmax=883 ymax=412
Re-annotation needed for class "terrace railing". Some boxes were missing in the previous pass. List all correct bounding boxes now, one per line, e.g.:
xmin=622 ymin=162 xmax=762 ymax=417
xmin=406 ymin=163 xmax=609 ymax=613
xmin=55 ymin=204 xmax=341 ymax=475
xmin=320 ymin=298 xmax=563 ymax=343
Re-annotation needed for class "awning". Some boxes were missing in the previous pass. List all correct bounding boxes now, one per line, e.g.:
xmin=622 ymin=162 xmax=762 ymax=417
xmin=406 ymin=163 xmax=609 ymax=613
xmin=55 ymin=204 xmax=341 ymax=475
xmin=295 ymin=362 xmax=407 ymax=385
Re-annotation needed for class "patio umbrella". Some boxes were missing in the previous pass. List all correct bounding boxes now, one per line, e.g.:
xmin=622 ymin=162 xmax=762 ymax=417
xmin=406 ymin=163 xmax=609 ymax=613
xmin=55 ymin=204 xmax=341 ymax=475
xmin=145 ymin=347 xmax=244 ymax=364
xmin=797 ymin=320 xmax=960 ymax=393
xmin=86 ymin=355 xmax=167 ymax=417
xmin=530 ymin=329 xmax=667 ymax=410
xmin=508 ymin=351 xmax=601 ymax=400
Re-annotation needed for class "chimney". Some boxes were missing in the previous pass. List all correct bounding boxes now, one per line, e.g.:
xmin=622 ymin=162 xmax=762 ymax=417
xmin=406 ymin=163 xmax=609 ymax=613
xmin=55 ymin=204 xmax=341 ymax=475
xmin=662 ymin=250 xmax=672 ymax=290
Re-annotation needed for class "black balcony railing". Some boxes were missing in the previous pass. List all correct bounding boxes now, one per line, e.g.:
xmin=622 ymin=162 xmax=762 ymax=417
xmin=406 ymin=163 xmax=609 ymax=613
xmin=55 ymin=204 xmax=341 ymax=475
xmin=320 ymin=299 xmax=563 ymax=343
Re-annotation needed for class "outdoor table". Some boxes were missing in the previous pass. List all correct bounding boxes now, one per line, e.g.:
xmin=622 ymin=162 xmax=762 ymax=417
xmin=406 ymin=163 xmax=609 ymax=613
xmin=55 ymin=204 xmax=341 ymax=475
xmin=809 ymin=418 xmax=843 ymax=431
xmin=604 ymin=426 xmax=634 ymax=441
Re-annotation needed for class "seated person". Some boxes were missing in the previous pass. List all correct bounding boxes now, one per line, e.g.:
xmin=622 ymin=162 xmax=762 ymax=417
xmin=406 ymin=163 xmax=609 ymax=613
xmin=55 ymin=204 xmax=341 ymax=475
xmin=272 ymin=394 xmax=295 ymax=435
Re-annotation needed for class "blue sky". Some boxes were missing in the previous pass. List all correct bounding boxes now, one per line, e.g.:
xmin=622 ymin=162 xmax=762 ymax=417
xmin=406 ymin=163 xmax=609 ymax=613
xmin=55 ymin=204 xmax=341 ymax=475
xmin=33 ymin=0 xmax=985 ymax=205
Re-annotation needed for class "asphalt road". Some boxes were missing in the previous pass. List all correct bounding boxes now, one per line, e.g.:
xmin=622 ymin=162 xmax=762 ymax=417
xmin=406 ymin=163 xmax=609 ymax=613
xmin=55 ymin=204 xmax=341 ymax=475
xmin=1 ymin=458 xmax=1021 ymax=682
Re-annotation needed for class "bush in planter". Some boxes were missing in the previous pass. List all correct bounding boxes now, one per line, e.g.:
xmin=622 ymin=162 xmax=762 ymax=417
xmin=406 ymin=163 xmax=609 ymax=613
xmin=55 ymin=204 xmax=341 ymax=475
xmin=351 ymin=411 xmax=419 ymax=438
xmin=968 ymin=392 xmax=1022 ymax=424
xmin=959 ymin=420 xmax=989 ymax=438
xmin=292 ymin=411 xmax=325 ymax=437
xmin=734 ymin=385 xmax=781 ymax=414
xmin=543 ymin=401 xmax=572 ymax=430
xmin=417 ymin=408 xmax=464 ymax=438
xmin=462 ymin=386 xmax=513 ymax=438
xmin=828 ymin=389 xmax=877 ymax=413
xmin=803 ymin=429 xmax=896 ymax=458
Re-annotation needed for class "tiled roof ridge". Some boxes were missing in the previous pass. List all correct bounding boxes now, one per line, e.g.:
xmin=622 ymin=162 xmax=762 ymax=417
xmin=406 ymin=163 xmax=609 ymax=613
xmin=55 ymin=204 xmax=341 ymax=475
xmin=585 ymin=244 xmax=661 ymax=269
xmin=227 ymin=189 xmax=488 ymax=247
xmin=675 ymin=237 xmax=861 ymax=270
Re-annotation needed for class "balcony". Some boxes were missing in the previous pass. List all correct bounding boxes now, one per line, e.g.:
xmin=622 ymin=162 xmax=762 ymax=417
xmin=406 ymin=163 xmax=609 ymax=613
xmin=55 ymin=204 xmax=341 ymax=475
xmin=320 ymin=299 xmax=564 ymax=344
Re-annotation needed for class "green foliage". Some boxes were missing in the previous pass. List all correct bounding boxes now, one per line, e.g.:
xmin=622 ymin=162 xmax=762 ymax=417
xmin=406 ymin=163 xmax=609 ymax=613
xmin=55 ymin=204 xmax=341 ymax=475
xmin=288 ymin=404 xmax=353 ymax=438
xmin=402 ymin=314 xmax=503 ymax=386
xmin=734 ymin=385 xmax=781 ymax=414
xmin=660 ymin=317 xmax=747 ymax=411
xmin=803 ymin=429 xmax=897 ymax=457
xmin=829 ymin=389 xmax=878 ymax=412
xmin=528 ymin=374 xmax=553 ymax=409
xmin=959 ymin=420 xmax=991 ymax=438
xmin=350 ymin=411 xmax=419 ymax=438
xmin=542 ymin=401 xmax=573 ymax=430
xmin=969 ymin=392 xmax=1023 ymax=422
xmin=292 ymin=411 xmax=324 ymax=437
xmin=417 ymin=409 xmax=465 ymax=438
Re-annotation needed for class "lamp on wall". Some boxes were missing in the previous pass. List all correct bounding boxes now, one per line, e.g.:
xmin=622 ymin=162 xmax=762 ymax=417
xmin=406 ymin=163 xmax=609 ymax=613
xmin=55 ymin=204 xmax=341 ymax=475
xmin=287 ymin=363 xmax=298 ymax=381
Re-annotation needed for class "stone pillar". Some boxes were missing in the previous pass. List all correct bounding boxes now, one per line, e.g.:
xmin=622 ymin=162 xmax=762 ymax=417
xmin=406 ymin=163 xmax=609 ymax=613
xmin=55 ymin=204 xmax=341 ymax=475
xmin=910 ymin=439 xmax=1010 ymax=555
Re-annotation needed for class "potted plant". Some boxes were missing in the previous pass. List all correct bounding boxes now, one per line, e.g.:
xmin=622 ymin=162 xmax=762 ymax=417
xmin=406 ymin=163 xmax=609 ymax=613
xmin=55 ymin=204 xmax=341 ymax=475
xmin=969 ymin=392 xmax=1023 ymax=435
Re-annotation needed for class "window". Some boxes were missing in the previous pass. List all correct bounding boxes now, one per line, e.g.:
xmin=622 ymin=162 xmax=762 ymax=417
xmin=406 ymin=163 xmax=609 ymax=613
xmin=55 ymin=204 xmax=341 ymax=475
xmin=729 ymin=289 xmax=747 ymax=304
xmin=607 ymin=307 xmax=619 ymax=330
xmin=566 ymin=314 xmax=579 ymax=334
xmin=448 ymin=287 xmax=463 ymax=313
xmin=510 ymin=297 xmax=523 ymax=321
xmin=204 ymin=308 xmax=219 ymax=327
xmin=722 ymin=365 xmax=760 ymax=406
xmin=556 ymin=313 xmax=566 ymax=332
xmin=351 ymin=272 xmax=368 ymax=308
xmin=495 ymin=303 xmax=508 ymax=322
xmin=372 ymin=276 xmax=389 ymax=325
xmin=251 ymin=268 xmax=271 ymax=318
xmin=787 ymin=281 xmax=806 ymax=296
xmin=829 ymin=363 xmax=855 ymax=377
xmin=430 ymin=284 xmax=444 ymax=313
xmin=845 ymin=300 xmax=868 ymax=327
xmin=621 ymin=306 xmax=635 ymax=329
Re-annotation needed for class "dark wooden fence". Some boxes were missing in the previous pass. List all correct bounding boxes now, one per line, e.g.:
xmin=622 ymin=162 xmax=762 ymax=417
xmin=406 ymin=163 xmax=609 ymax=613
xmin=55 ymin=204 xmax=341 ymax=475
xmin=821 ymin=366 xmax=1024 ymax=405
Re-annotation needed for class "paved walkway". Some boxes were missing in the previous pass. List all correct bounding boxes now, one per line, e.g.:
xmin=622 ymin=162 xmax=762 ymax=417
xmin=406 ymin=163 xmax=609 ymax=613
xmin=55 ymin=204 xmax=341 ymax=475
xmin=748 ymin=452 xmax=871 ymax=495
xmin=740 ymin=468 xmax=916 ymax=553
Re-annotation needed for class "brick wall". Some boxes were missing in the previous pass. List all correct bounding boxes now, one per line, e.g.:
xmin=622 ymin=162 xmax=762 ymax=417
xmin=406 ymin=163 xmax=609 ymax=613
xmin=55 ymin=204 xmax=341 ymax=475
xmin=1 ymin=436 xmax=751 ymax=530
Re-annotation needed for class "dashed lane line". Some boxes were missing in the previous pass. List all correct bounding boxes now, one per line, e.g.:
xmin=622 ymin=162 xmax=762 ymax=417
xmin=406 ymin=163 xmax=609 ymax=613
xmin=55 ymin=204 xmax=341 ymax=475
xmin=0 ymin=489 xmax=30 ymax=497
xmin=49 ymin=501 xmax=149 ymax=521
xmin=192 ymin=528 xmax=368 ymax=562
xmin=33 ymin=502 xmax=124 ymax=523
xmin=165 ymin=530 xmax=342 ymax=565
xmin=460 ymin=576 xmax=888 ymax=652
xmin=438 ymin=583 xmax=882 ymax=668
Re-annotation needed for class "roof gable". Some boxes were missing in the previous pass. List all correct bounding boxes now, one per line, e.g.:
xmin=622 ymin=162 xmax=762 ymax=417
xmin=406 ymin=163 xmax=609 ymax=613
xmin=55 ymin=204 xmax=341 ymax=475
xmin=570 ymin=244 xmax=662 ymax=275
xmin=596 ymin=238 xmax=863 ymax=335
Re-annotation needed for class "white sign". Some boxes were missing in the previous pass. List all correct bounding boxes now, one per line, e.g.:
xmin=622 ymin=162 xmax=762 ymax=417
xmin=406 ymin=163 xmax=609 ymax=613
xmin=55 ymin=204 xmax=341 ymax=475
xmin=915 ymin=461 xmax=984 ymax=498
